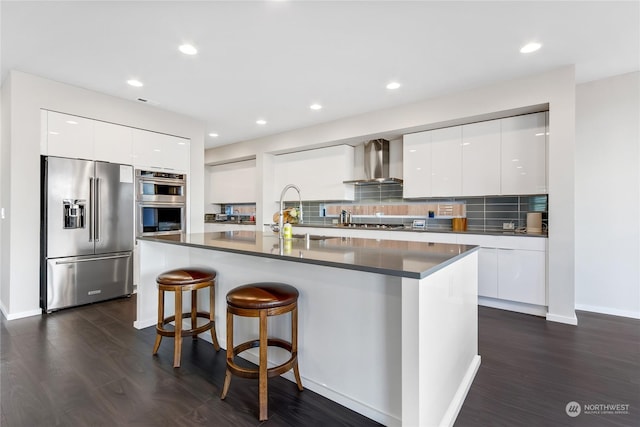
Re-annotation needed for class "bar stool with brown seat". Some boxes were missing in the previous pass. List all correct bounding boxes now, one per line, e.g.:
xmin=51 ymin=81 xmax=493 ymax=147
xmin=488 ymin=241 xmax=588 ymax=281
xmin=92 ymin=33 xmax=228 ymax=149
xmin=220 ymin=282 xmax=303 ymax=421
xmin=153 ymin=268 xmax=221 ymax=368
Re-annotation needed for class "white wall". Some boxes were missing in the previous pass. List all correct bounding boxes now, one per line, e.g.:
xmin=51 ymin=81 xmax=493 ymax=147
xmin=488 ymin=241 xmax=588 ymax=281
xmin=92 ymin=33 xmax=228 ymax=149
xmin=575 ymin=71 xmax=640 ymax=318
xmin=206 ymin=67 xmax=578 ymax=324
xmin=0 ymin=78 xmax=11 ymax=316
xmin=0 ymin=70 xmax=205 ymax=320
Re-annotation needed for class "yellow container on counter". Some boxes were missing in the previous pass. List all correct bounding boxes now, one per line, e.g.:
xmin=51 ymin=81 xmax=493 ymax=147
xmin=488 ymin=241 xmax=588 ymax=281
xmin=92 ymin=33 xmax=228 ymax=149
xmin=452 ymin=217 xmax=467 ymax=232
xmin=283 ymin=223 xmax=293 ymax=239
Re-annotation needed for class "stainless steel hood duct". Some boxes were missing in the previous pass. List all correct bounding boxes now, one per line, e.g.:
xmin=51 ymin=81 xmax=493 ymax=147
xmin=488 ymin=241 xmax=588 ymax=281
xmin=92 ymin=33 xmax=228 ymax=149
xmin=343 ymin=139 xmax=403 ymax=185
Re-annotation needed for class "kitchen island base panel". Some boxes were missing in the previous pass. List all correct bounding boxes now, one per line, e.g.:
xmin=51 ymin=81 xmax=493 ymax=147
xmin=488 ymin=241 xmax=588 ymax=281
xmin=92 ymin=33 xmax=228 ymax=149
xmin=137 ymin=237 xmax=479 ymax=426
xmin=401 ymin=251 xmax=479 ymax=426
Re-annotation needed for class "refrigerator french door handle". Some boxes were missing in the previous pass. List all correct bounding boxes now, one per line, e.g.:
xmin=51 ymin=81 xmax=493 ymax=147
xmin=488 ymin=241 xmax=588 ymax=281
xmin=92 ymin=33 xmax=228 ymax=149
xmin=95 ymin=177 xmax=101 ymax=242
xmin=88 ymin=177 xmax=94 ymax=242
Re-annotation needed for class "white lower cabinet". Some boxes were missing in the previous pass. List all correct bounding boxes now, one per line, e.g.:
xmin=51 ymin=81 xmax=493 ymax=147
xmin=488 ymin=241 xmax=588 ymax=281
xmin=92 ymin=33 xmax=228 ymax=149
xmin=497 ymin=248 xmax=546 ymax=305
xmin=456 ymin=234 xmax=546 ymax=306
xmin=477 ymin=248 xmax=498 ymax=298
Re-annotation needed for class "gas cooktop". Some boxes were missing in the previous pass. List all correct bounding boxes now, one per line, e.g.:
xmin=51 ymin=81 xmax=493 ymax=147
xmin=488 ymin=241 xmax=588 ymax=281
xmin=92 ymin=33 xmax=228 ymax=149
xmin=340 ymin=223 xmax=406 ymax=229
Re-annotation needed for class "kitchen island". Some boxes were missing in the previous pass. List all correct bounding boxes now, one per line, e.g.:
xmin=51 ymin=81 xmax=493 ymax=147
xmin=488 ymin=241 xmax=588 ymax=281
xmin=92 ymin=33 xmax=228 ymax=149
xmin=136 ymin=231 xmax=480 ymax=427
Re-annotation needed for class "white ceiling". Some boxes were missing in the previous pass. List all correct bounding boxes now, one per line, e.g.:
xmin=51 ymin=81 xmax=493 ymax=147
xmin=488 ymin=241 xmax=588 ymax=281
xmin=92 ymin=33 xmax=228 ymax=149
xmin=2 ymin=1 xmax=639 ymax=148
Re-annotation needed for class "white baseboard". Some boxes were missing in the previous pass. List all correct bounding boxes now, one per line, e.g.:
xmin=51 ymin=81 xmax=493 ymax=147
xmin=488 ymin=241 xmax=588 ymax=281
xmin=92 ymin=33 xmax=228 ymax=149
xmin=0 ymin=302 xmax=42 ymax=321
xmin=478 ymin=296 xmax=547 ymax=317
xmin=575 ymin=303 xmax=640 ymax=320
xmin=238 ymin=349 xmax=401 ymax=427
xmin=133 ymin=317 xmax=156 ymax=329
xmin=439 ymin=355 xmax=482 ymax=427
xmin=546 ymin=312 xmax=578 ymax=325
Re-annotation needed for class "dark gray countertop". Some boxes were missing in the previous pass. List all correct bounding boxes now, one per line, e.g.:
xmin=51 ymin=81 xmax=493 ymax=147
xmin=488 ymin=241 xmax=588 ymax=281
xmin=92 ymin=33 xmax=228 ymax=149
xmin=138 ymin=231 xmax=478 ymax=279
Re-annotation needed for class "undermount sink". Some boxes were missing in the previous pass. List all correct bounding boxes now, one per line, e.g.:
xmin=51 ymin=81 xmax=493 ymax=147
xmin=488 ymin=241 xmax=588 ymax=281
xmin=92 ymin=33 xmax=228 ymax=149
xmin=292 ymin=234 xmax=338 ymax=241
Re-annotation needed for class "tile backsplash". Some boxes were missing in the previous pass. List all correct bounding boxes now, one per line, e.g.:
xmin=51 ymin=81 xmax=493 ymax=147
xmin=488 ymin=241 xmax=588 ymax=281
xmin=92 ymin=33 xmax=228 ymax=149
xmin=284 ymin=183 xmax=548 ymax=232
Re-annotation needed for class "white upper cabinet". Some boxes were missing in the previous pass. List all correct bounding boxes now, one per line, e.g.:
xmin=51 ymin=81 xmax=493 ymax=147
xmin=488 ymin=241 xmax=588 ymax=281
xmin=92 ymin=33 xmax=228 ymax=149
xmin=501 ymin=112 xmax=547 ymax=195
xmin=46 ymin=111 xmax=94 ymax=160
xmin=93 ymin=121 xmax=133 ymax=165
xmin=274 ymin=145 xmax=355 ymax=201
xmin=431 ymin=126 xmax=462 ymax=197
xmin=461 ymin=120 xmax=501 ymax=196
xmin=402 ymin=112 xmax=547 ymax=198
xmin=132 ymin=129 xmax=190 ymax=172
xmin=44 ymin=111 xmax=189 ymax=171
xmin=402 ymin=131 xmax=432 ymax=198
xmin=208 ymin=159 xmax=257 ymax=204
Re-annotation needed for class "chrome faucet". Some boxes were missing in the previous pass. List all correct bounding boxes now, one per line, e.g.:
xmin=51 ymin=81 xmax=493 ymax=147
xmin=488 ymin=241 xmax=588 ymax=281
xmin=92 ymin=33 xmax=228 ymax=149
xmin=279 ymin=184 xmax=303 ymax=238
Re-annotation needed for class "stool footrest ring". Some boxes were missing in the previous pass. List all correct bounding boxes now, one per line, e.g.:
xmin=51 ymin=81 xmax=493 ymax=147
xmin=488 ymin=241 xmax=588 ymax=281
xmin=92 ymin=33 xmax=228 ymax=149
xmin=226 ymin=338 xmax=298 ymax=380
xmin=156 ymin=311 xmax=214 ymax=338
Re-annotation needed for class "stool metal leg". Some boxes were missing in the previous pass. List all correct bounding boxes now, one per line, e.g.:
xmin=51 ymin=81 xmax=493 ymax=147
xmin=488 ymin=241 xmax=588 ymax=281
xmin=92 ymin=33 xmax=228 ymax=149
xmin=259 ymin=309 xmax=268 ymax=421
xmin=173 ymin=289 xmax=183 ymax=368
xmin=153 ymin=289 xmax=164 ymax=355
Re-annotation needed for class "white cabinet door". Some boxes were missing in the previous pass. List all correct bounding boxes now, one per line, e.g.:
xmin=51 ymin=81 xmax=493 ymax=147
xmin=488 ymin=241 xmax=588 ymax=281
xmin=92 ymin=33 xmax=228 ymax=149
xmin=94 ymin=121 xmax=133 ymax=165
xmin=478 ymin=247 xmax=498 ymax=298
xmin=46 ymin=111 xmax=94 ymax=160
xmin=208 ymin=159 xmax=257 ymax=203
xmin=402 ymin=131 xmax=432 ymax=198
xmin=497 ymin=248 xmax=546 ymax=305
xmin=431 ymin=126 xmax=462 ymax=197
xmin=274 ymin=145 xmax=355 ymax=201
xmin=462 ymin=120 xmax=501 ymax=196
xmin=132 ymin=129 xmax=189 ymax=171
xmin=501 ymin=112 xmax=547 ymax=195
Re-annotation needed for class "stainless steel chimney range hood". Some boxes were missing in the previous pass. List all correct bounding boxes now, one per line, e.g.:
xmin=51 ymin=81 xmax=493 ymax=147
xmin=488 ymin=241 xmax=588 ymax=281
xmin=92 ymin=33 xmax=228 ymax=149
xmin=343 ymin=139 xmax=403 ymax=185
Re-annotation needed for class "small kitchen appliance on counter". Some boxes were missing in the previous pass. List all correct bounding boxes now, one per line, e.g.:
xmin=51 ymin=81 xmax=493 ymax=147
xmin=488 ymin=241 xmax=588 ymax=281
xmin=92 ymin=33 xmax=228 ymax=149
xmin=526 ymin=212 xmax=543 ymax=234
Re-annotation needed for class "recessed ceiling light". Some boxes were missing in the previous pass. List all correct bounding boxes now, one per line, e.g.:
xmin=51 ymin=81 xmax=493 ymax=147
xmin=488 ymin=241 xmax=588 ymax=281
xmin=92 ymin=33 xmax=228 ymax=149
xmin=310 ymin=104 xmax=322 ymax=110
xmin=386 ymin=81 xmax=401 ymax=90
xmin=127 ymin=79 xmax=144 ymax=87
xmin=66 ymin=120 xmax=78 ymax=125
xmin=179 ymin=44 xmax=198 ymax=55
xmin=49 ymin=131 xmax=59 ymax=135
xmin=520 ymin=42 xmax=542 ymax=53
xmin=208 ymin=133 xmax=219 ymax=137
xmin=256 ymin=119 xmax=267 ymax=125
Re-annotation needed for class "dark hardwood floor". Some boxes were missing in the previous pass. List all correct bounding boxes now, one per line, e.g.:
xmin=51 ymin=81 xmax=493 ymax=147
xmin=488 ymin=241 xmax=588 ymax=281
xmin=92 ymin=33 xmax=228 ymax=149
xmin=456 ymin=307 xmax=640 ymax=427
xmin=1 ymin=296 xmax=638 ymax=426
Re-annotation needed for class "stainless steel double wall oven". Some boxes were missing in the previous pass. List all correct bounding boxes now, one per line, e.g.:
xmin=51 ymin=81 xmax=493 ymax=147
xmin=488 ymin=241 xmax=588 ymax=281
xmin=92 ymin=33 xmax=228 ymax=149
xmin=136 ymin=169 xmax=186 ymax=236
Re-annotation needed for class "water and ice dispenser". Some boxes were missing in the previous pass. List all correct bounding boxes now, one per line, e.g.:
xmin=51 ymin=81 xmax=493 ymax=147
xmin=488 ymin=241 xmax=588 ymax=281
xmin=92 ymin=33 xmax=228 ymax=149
xmin=63 ymin=199 xmax=86 ymax=229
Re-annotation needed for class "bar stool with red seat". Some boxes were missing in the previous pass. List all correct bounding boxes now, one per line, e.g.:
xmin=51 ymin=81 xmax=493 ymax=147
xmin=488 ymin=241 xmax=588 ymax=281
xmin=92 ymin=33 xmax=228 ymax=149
xmin=153 ymin=268 xmax=221 ymax=367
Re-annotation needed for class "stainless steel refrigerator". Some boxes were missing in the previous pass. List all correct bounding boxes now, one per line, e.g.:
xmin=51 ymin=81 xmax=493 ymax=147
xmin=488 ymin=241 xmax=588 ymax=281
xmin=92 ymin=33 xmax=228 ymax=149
xmin=41 ymin=156 xmax=134 ymax=312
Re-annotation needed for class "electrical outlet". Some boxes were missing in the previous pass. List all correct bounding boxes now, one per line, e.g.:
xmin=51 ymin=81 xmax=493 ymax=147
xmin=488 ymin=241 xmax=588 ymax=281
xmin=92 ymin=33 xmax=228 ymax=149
xmin=503 ymin=222 xmax=515 ymax=230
